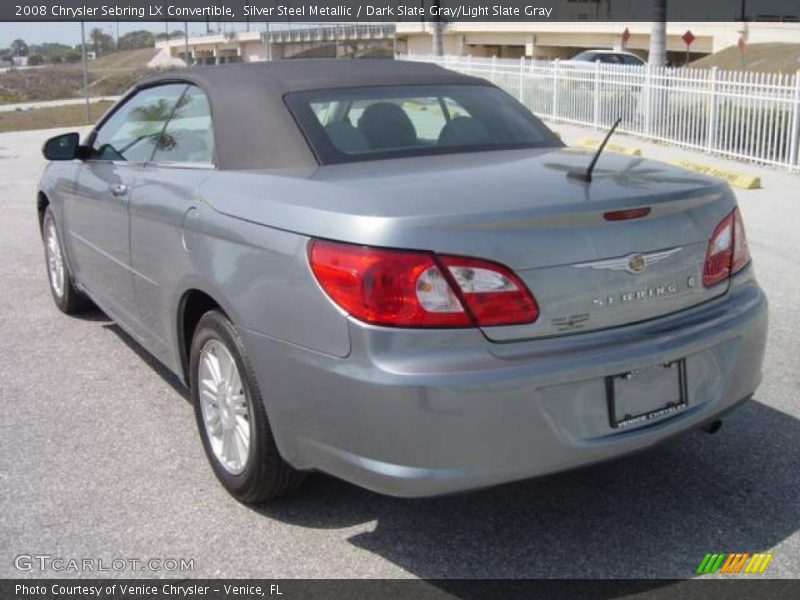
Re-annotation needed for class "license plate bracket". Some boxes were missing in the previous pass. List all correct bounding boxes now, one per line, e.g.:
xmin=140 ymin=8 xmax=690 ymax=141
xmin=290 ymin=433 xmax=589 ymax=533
xmin=606 ymin=359 xmax=688 ymax=429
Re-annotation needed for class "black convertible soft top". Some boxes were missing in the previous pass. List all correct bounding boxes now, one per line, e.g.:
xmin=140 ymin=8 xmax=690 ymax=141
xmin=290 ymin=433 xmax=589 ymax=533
xmin=134 ymin=59 xmax=490 ymax=170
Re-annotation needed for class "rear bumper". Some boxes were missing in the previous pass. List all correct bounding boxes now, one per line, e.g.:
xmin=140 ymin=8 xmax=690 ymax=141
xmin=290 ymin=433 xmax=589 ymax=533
xmin=242 ymin=272 xmax=767 ymax=497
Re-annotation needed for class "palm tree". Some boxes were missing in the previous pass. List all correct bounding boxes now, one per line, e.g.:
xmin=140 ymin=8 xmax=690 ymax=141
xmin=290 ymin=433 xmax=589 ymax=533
xmin=649 ymin=0 xmax=667 ymax=67
xmin=647 ymin=0 xmax=668 ymax=138
xmin=130 ymin=94 xmax=193 ymax=151
xmin=10 ymin=39 xmax=28 ymax=57
xmin=431 ymin=0 xmax=444 ymax=56
xmin=89 ymin=28 xmax=106 ymax=57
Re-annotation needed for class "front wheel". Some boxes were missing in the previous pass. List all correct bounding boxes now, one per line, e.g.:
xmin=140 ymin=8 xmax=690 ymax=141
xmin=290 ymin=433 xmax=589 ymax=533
xmin=189 ymin=310 xmax=305 ymax=503
xmin=41 ymin=207 xmax=87 ymax=314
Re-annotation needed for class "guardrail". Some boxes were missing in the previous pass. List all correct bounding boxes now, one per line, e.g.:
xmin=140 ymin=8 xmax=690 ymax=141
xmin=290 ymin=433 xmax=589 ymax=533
xmin=405 ymin=54 xmax=800 ymax=171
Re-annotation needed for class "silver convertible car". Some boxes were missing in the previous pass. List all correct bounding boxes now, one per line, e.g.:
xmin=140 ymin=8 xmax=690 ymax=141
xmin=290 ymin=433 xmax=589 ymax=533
xmin=38 ymin=60 xmax=767 ymax=502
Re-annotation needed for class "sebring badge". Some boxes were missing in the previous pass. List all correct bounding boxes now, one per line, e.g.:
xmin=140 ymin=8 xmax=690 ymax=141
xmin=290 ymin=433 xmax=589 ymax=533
xmin=591 ymin=282 xmax=679 ymax=307
xmin=572 ymin=247 xmax=683 ymax=275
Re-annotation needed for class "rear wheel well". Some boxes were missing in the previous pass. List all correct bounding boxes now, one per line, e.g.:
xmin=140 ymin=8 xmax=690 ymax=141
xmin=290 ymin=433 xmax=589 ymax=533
xmin=179 ymin=290 xmax=226 ymax=384
xmin=37 ymin=192 xmax=49 ymax=232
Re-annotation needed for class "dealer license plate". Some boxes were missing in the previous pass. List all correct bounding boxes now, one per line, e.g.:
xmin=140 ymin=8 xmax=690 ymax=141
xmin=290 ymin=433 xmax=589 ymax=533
xmin=606 ymin=360 xmax=688 ymax=429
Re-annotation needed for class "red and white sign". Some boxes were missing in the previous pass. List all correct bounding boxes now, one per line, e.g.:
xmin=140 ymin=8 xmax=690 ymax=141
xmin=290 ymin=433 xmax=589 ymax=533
xmin=682 ymin=30 xmax=696 ymax=47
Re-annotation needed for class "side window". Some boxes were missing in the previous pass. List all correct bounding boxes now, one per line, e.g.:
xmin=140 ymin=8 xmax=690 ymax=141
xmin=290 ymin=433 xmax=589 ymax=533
xmin=90 ymin=84 xmax=188 ymax=162
xmin=311 ymin=101 xmax=333 ymax=125
xmin=621 ymin=54 xmax=644 ymax=66
xmin=151 ymin=86 xmax=215 ymax=165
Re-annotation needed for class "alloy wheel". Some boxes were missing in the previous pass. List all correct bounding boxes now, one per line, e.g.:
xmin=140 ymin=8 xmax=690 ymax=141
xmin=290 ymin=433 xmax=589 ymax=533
xmin=197 ymin=339 xmax=251 ymax=475
xmin=45 ymin=219 xmax=65 ymax=299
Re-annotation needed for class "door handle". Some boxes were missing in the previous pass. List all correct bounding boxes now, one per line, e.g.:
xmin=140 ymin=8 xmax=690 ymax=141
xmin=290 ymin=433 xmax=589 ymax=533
xmin=109 ymin=183 xmax=129 ymax=197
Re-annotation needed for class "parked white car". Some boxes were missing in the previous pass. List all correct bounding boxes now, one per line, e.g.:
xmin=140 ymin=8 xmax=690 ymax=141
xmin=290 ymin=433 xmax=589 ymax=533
xmin=567 ymin=50 xmax=646 ymax=66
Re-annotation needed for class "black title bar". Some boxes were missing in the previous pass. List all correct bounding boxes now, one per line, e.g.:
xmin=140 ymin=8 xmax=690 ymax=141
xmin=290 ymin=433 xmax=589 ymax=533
xmin=4 ymin=579 xmax=800 ymax=600
xmin=5 ymin=0 xmax=800 ymax=22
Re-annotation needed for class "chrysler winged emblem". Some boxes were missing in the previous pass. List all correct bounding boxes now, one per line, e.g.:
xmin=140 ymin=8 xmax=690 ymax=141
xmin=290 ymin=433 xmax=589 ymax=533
xmin=627 ymin=254 xmax=647 ymax=273
xmin=572 ymin=247 xmax=683 ymax=275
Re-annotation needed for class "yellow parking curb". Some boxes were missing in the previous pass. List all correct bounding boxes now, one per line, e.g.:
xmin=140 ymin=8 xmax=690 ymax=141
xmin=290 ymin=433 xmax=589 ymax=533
xmin=575 ymin=138 xmax=642 ymax=156
xmin=666 ymin=159 xmax=762 ymax=190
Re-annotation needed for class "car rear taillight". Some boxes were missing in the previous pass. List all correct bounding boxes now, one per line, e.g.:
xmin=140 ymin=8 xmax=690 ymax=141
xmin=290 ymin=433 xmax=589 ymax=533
xmin=731 ymin=208 xmax=751 ymax=274
xmin=438 ymin=255 xmax=539 ymax=326
xmin=308 ymin=240 xmax=538 ymax=328
xmin=702 ymin=208 xmax=751 ymax=287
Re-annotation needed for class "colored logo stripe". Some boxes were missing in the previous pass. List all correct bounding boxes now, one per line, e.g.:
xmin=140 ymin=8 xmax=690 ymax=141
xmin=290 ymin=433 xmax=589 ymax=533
xmin=696 ymin=553 xmax=773 ymax=574
xmin=697 ymin=553 xmax=727 ymax=574
xmin=745 ymin=554 xmax=774 ymax=573
xmin=721 ymin=553 xmax=749 ymax=573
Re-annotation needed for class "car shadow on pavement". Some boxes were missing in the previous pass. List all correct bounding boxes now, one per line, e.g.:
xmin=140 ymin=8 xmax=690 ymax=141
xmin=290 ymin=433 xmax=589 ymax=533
xmin=102 ymin=320 xmax=191 ymax=404
xmin=252 ymin=398 xmax=799 ymax=582
xmin=67 ymin=303 xmax=113 ymax=323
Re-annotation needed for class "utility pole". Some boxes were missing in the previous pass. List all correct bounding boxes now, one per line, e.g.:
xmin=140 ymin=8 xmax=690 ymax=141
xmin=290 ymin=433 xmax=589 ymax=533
xmin=184 ymin=22 xmax=191 ymax=65
xmin=80 ymin=21 xmax=90 ymax=122
xmin=164 ymin=0 xmax=169 ymax=44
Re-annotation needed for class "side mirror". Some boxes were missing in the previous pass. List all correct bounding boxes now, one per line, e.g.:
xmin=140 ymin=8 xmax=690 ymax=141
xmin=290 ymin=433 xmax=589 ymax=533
xmin=42 ymin=132 xmax=84 ymax=161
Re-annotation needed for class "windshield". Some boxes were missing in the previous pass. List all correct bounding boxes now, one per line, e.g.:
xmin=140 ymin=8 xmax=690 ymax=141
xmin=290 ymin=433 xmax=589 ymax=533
xmin=285 ymin=84 xmax=562 ymax=164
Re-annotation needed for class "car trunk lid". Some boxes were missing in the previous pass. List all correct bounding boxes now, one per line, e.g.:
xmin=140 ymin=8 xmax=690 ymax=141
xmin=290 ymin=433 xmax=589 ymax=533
xmin=202 ymin=147 xmax=736 ymax=340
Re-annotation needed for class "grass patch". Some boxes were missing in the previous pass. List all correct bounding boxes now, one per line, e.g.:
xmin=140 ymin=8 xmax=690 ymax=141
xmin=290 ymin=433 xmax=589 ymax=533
xmin=0 ymin=66 xmax=152 ymax=104
xmin=0 ymin=49 xmax=163 ymax=105
xmin=691 ymin=42 xmax=800 ymax=74
xmin=0 ymin=101 xmax=114 ymax=133
xmin=91 ymin=48 xmax=158 ymax=70
xmin=0 ymin=67 xmax=87 ymax=103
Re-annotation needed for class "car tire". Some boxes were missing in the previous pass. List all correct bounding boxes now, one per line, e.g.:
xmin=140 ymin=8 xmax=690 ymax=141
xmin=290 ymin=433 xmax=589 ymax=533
xmin=189 ymin=310 xmax=306 ymax=503
xmin=42 ymin=206 xmax=88 ymax=314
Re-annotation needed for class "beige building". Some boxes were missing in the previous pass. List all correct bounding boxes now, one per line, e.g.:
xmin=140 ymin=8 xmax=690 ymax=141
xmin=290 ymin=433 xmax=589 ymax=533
xmin=151 ymin=25 xmax=396 ymax=67
xmin=151 ymin=21 xmax=800 ymax=68
xmin=395 ymin=21 xmax=800 ymax=62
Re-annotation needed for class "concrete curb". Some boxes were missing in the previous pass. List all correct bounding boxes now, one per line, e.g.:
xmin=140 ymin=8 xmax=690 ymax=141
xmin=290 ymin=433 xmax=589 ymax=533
xmin=666 ymin=159 xmax=762 ymax=190
xmin=575 ymin=138 xmax=642 ymax=156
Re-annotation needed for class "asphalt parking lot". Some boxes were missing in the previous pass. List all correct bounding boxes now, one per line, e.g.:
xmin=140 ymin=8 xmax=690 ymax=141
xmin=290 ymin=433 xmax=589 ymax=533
xmin=1 ymin=125 xmax=798 ymax=581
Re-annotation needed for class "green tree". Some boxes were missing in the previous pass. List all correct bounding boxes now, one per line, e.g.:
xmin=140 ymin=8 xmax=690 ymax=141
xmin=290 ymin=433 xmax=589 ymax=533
xmin=10 ymin=38 xmax=28 ymax=57
xmin=155 ymin=30 xmax=185 ymax=41
xmin=29 ymin=42 xmax=76 ymax=64
xmin=63 ymin=49 xmax=82 ymax=63
xmin=89 ymin=28 xmax=114 ymax=56
xmin=118 ymin=30 xmax=156 ymax=51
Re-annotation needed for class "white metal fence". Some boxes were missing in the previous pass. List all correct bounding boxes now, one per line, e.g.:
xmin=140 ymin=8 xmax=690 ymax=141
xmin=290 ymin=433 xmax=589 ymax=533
xmin=405 ymin=54 xmax=800 ymax=171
